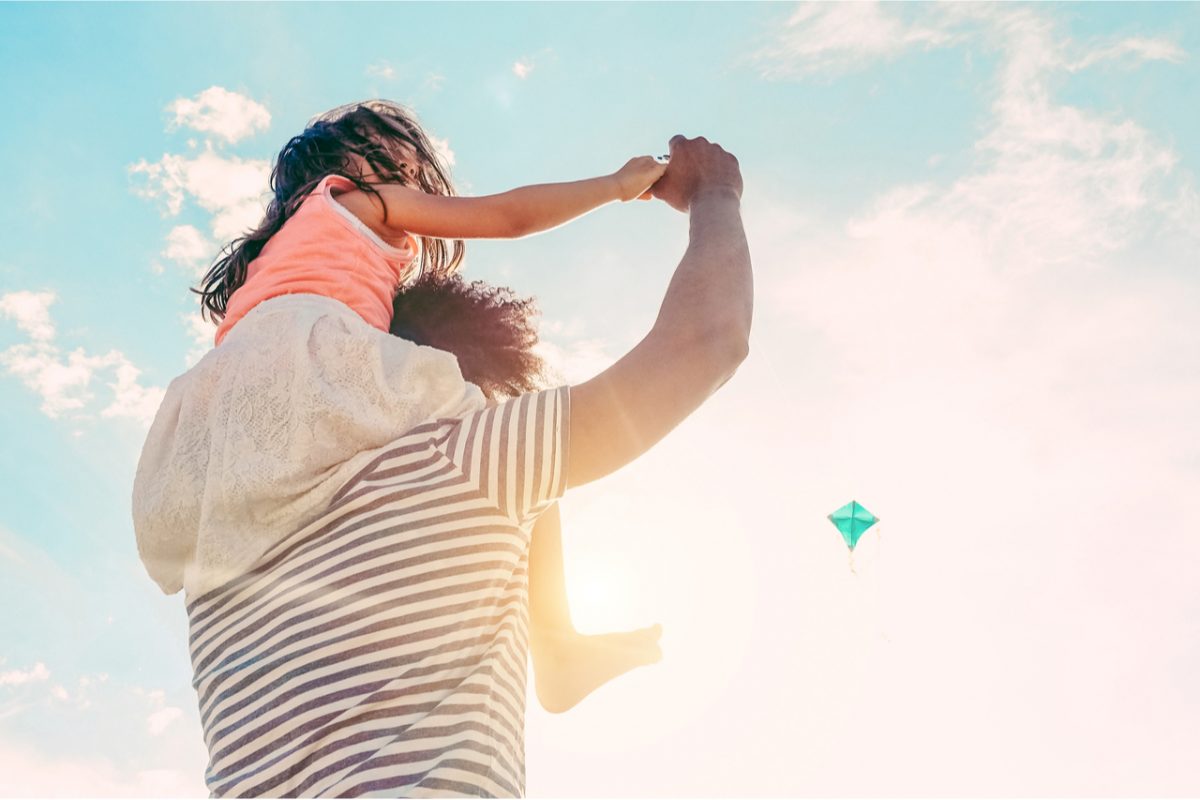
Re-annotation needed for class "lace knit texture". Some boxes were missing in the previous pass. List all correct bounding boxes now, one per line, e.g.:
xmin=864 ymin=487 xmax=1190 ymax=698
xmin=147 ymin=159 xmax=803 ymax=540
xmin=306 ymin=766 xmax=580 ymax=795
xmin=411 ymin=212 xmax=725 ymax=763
xmin=132 ymin=294 xmax=489 ymax=599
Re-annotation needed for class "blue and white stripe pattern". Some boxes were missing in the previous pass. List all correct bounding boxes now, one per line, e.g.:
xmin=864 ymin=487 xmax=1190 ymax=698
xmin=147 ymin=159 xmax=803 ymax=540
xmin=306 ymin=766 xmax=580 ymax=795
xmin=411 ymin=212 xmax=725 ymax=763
xmin=185 ymin=386 xmax=570 ymax=798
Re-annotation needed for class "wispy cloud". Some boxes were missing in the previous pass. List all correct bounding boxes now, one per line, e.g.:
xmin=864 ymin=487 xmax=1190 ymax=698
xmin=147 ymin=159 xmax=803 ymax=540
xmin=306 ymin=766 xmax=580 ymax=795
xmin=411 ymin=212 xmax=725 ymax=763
xmin=161 ymin=224 xmax=216 ymax=278
xmin=512 ymin=47 xmax=557 ymax=80
xmin=131 ymin=86 xmax=275 ymax=371
xmin=0 ymin=662 xmax=108 ymax=721
xmin=0 ymin=290 xmax=56 ymax=342
xmin=534 ymin=317 xmax=616 ymax=384
xmin=745 ymin=1 xmax=962 ymax=80
xmin=1068 ymin=36 xmax=1187 ymax=72
xmin=0 ymin=667 xmax=201 ymax=794
xmin=0 ymin=291 xmax=164 ymax=424
xmin=736 ymin=11 xmax=1200 ymax=776
xmin=754 ymin=3 xmax=1198 ymax=406
xmin=365 ymin=60 xmax=397 ymax=80
xmin=0 ymin=661 xmax=50 ymax=687
xmin=513 ymin=58 xmax=535 ymax=79
xmin=182 ymin=311 xmax=215 ymax=367
xmin=0 ymin=736 xmax=201 ymax=797
xmin=427 ymin=133 xmax=456 ymax=168
xmin=167 ymin=86 xmax=271 ymax=145
xmin=102 ymin=361 xmax=166 ymax=424
xmin=132 ymin=687 xmax=185 ymax=736
xmin=129 ymin=141 xmax=271 ymax=242
xmin=490 ymin=49 xmax=557 ymax=107
xmin=749 ymin=2 xmax=1188 ymax=86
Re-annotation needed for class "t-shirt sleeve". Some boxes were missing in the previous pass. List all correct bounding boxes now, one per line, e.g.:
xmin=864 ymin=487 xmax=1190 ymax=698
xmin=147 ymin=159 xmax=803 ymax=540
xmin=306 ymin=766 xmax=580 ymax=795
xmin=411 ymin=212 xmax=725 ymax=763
xmin=435 ymin=385 xmax=570 ymax=527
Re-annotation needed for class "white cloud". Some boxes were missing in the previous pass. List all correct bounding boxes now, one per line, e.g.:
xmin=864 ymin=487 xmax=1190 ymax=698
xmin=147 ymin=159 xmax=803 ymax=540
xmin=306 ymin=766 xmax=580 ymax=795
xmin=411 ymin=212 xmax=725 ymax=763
xmin=0 ymin=344 xmax=114 ymax=417
xmin=132 ymin=686 xmax=185 ymax=736
xmin=166 ymin=86 xmax=271 ymax=144
xmin=513 ymin=58 xmax=534 ymax=79
xmin=539 ymin=317 xmax=587 ymax=339
xmin=0 ymin=290 xmax=57 ymax=342
xmin=700 ymin=8 xmax=1200 ymax=791
xmin=182 ymin=311 xmax=215 ymax=367
xmin=0 ymin=738 xmax=203 ymax=798
xmin=365 ymin=61 xmax=397 ymax=80
xmin=162 ymin=225 xmax=215 ymax=277
xmin=102 ymin=361 xmax=167 ymax=424
xmin=129 ymin=141 xmax=271 ymax=242
xmin=423 ymin=72 xmax=446 ymax=91
xmin=746 ymin=1 xmax=962 ymax=79
xmin=0 ymin=662 xmax=49 ymax=686
xmin=533 ymin=321 xmax=617 ymax=385
xmin=146 ymin=706 xmax=183 ymax=736
xmin=0 ymin=292 xmax=165 ymax=425
xmin=748 ymin=3 xmax=1187 ymax=85
xmin=1069 ymin=36 xmax=1187 ymax=72
xmin=128 ymin=152 xmax=189 ymax=216
xmin=0 ymin=672 xmax=203 ymax=795
xmin=759 ymin=4 xmax=1197 ymax=388
xmin=427 ymin=133 xmax=456 ymax=168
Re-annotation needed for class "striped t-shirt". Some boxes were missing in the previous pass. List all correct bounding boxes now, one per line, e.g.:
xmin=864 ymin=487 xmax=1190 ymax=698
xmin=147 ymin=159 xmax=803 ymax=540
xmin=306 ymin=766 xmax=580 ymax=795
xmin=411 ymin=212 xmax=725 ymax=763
xmin=185 ymin=385 xmax=570 ymax=798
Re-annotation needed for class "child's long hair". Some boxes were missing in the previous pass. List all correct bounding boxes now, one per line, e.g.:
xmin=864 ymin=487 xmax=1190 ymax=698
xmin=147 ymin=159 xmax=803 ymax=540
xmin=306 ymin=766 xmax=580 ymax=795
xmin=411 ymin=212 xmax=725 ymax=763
xmin=194 ymin=99 xmax=554 ymax=400
xmin=194 ymin=99 xmax=461 ymax=323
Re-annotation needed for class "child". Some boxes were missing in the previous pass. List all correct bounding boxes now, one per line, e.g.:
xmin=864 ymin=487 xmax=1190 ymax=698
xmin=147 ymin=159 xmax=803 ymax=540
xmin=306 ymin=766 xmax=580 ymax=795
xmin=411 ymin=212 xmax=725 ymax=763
xmin=133 ymin=99 xmax=663 ymax=714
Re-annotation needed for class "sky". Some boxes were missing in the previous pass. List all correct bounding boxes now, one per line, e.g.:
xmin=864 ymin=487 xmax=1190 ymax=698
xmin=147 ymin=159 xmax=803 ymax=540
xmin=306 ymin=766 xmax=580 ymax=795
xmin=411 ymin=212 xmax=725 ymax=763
xmin=1 ymin=1 xmax=1199 ymax=796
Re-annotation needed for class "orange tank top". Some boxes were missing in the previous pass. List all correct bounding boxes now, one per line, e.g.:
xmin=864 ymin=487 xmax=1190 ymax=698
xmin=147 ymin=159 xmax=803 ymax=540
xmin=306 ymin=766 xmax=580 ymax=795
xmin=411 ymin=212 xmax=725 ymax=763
xmin=214 ymin=174 xmax=421 ymax=346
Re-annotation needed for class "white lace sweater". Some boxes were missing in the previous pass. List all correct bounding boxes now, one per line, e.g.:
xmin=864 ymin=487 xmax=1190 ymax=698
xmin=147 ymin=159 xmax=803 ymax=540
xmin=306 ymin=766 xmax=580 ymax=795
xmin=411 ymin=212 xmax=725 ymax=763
xmin=131 ymin=294 xmax=488 ymax=600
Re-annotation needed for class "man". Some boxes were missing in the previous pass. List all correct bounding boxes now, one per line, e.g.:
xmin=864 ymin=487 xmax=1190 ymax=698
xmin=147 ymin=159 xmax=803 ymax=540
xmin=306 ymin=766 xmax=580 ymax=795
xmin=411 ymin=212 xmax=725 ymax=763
xmin=185 ymin=133 xmax=752 ymax=798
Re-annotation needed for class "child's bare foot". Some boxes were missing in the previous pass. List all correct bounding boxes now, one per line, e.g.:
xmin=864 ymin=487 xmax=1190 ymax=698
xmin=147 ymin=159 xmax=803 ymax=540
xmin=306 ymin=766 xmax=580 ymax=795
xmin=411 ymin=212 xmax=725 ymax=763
xmin=532 ymin=624 xmax=663 ymax=714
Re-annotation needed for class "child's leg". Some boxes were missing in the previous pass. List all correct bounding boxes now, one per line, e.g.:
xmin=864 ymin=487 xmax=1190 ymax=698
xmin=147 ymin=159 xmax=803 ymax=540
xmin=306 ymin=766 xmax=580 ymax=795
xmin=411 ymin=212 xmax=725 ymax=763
xmin=528 ymin=502 xmax=663 ymax=714
xmin=528 ymin=502 xmax=574 ymax=634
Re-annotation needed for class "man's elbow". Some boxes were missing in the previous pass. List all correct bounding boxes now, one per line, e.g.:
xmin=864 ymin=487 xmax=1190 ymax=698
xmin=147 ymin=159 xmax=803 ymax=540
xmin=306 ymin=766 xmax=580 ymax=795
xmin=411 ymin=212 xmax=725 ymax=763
xmin=725 ymin=334 xmax=749 ymax=366
xmin=697 ymin=326 xmax=749 ymax=374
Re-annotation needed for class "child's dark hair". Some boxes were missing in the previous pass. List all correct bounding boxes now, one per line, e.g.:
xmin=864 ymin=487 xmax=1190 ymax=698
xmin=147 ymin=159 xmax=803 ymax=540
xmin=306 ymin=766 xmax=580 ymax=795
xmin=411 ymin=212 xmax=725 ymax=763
xmin=193 ymin=99 xmax=464 ymax=323
xmin=390 ymin=270 xmax=557 ymax=402
xmin=194 ymin=98 xmax=554 ymax=401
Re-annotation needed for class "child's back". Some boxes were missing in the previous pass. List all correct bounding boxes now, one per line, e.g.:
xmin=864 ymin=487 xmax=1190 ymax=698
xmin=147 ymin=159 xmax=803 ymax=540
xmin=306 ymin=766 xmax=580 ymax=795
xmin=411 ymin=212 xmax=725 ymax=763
xmin=214 ymin=173 xmax=420 ymax=345
xmin=132 ymin=173 xmax=488 ymax=601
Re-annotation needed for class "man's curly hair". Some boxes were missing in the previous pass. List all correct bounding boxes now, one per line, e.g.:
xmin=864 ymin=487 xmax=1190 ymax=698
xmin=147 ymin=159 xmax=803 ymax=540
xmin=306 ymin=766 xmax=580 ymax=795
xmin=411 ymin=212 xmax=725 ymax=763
xmin=390 ymin=270 xmax=558 ymax=402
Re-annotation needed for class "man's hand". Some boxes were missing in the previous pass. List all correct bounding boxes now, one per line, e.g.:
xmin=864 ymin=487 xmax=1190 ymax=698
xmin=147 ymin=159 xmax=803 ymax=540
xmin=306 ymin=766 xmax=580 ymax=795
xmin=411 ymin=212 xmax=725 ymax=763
xmin=650 ymin=134 xmax=743 ymax=213
xmin=612 ymin=155 xmax=670 ymax=202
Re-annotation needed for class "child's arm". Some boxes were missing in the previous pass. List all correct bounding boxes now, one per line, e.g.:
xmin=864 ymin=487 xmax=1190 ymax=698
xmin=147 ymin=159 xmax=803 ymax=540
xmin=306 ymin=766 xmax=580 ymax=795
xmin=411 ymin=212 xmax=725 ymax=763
xmin=366 ymin=156 xmax=667 ymax=241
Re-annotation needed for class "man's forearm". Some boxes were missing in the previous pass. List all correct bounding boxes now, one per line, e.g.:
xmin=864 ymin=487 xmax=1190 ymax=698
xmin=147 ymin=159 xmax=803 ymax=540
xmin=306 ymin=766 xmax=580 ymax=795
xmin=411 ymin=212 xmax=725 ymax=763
xmin=653 ymin=188 xmax=753 ymax=346
xmin=505 ymin=176 xmax=620 ymax=237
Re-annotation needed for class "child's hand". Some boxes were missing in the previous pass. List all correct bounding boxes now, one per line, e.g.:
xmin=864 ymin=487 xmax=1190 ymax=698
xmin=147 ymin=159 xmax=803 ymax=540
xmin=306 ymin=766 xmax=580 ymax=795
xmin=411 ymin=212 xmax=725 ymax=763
xmin=612 ymin=155 xmax=670 ymax=202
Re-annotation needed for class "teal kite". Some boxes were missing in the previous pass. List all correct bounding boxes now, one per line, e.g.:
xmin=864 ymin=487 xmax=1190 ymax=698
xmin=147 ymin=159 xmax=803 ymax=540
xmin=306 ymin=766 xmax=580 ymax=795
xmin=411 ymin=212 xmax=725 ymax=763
xmin=828 ymin=500 xmax=878 ymax=550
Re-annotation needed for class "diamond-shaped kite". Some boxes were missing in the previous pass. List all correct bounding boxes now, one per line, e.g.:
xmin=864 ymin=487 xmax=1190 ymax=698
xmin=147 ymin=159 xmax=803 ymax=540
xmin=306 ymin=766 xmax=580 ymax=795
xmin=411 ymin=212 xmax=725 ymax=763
xmin=828 ymin=500 xmax=878 ymax=551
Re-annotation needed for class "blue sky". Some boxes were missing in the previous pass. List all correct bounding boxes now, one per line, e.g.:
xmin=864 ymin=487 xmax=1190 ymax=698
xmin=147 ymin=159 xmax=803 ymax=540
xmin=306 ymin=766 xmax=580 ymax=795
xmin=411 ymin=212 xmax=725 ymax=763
xmin=2 ymin=2 xmax=1199 ymax=796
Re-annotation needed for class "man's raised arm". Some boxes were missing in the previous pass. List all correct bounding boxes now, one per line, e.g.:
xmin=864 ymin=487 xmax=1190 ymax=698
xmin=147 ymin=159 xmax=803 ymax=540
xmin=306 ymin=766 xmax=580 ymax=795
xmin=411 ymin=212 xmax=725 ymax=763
xmin=565 ymin=135 xmax=753 ymax=489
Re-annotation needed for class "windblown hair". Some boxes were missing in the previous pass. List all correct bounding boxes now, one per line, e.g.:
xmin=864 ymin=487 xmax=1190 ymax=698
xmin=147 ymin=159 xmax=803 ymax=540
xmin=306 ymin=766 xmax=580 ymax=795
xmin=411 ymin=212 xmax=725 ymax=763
xmin=193 ymin=99 xmax=464 ymax=323
xmin=193 ymin=98 xmax=553 ymax=402
xmin=390 ymin=270 xmax=556 ymax=402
